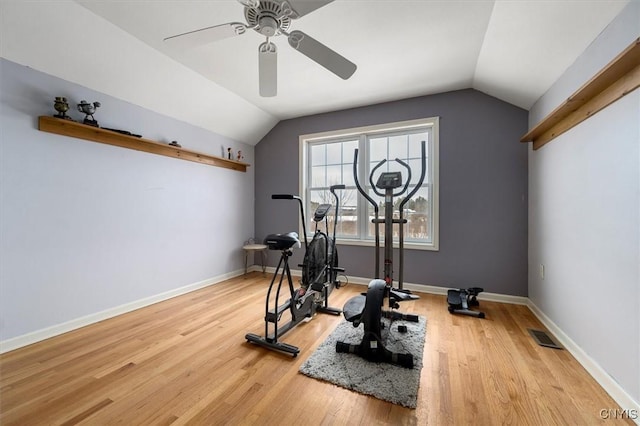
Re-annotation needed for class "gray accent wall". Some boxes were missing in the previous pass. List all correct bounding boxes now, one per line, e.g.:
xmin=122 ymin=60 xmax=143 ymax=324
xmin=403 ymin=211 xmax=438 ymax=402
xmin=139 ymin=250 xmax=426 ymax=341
xmin=256 ymin=89 xmax=528 ymax=296
xmin=0 ymin=58 xmax=254 ymax=343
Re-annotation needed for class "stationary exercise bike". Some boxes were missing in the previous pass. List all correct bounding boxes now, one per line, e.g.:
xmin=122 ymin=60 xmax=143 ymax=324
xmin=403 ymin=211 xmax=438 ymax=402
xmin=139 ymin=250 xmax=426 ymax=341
xmin=245 ymin=185 xmax=345 ymax=356
xmin=335 ymin=141 xmax=426 ymax=369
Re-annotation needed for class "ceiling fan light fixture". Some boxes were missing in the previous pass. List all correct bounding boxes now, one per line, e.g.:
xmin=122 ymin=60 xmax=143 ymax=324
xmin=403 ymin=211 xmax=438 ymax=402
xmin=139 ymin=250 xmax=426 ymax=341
xmin=258 ymin=16 xmax=278 ymax=36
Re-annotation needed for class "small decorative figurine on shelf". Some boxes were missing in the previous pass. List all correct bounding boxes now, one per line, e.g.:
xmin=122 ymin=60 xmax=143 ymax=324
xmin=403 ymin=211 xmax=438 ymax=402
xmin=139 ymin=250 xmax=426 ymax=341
xmin=169 ymin=140 xmax=181 ymax=148
xmin=227 ymin=147 xmax=232 ymax=160
xmin=53 ymin=97 xmax=73 ymax=120
xmin=237 ymin=150 xmax=243 ymax=162
xmin=77 ymin=100 xmax=101 ymax=127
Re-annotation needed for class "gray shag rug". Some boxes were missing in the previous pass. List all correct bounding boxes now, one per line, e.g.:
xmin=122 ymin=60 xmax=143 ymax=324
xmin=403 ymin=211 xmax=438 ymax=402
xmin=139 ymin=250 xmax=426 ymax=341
xmin=299 ymin=315 xmax=426 ymax=408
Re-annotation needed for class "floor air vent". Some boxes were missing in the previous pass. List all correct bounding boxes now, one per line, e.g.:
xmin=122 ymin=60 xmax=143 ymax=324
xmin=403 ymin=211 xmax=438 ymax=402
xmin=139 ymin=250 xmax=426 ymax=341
xmin=528 ymin=328 xmax=563 ymax=350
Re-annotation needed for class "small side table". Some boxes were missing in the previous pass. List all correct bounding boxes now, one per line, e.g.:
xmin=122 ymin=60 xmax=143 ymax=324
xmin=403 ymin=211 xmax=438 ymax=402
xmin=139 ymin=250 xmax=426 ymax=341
xmin=242 ymin=243 xmax=267 ymax=275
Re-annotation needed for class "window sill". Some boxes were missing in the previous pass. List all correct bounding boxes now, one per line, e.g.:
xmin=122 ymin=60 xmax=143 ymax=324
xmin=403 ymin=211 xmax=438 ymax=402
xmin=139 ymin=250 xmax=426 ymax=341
xmin=332 ymin=238 xmax=439 ymax=252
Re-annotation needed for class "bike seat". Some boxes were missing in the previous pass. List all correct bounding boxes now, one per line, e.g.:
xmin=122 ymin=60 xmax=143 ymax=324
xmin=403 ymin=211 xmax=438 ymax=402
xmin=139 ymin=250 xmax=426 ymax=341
xmin=342 ymin=295 xmax=366 ymax=323
xmin=264 ymin=232 xmax=300 ymax=251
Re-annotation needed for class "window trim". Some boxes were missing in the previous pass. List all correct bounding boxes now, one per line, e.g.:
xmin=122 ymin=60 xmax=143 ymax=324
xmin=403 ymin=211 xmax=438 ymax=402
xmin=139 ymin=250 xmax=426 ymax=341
xmin=299 ymin=117 xmax=439 ymax=251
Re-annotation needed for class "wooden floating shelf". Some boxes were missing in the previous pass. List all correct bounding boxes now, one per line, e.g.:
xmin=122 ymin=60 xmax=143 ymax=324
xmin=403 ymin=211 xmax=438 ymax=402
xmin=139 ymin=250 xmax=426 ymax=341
xmin=38 ymin=116 xmax=249 ymax=172
xmin=521 ymin=37 xmax=640 ymax=150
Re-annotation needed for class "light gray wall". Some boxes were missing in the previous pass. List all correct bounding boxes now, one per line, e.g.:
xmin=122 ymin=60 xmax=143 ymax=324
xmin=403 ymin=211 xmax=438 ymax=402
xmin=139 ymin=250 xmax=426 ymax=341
xmin=528 ymin=1 xmax=639 ymax=406
xmin=0 ymin=58 xmax=254 ymax=342
xmin=256 ymin=89 xmax=528 ymax=296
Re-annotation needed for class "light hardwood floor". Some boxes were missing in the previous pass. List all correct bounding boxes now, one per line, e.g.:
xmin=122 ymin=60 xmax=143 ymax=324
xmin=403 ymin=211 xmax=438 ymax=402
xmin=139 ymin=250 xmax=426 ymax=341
xmin=0 ymin=272 xmax=633 ymax=425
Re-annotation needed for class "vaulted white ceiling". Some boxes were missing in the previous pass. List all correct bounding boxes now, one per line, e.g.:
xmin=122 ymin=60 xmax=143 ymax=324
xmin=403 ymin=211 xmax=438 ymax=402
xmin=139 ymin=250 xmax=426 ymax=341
xmin=76 ymin=0 xmax=627 ymax=115
xmin=1 ymin=1 xmax=630 ymax=145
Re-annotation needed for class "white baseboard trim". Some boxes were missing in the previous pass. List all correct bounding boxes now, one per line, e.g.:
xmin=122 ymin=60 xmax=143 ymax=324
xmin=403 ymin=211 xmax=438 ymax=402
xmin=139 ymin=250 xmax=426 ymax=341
xmin=260 ymin=268 xmax=529 ymax=305
xmin=0 ymin=269 xmax=244 ymax=354
xmin=527 ymin=299 xmax=640 ymax=425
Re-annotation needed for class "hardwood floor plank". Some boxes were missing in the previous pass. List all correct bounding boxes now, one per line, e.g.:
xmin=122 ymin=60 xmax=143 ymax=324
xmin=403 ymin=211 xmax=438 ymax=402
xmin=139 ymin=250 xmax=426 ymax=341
xmin=59 ymin=398 xmax=113 ymax=426
xmin=0 ymin=273 xmax=633 ymax=425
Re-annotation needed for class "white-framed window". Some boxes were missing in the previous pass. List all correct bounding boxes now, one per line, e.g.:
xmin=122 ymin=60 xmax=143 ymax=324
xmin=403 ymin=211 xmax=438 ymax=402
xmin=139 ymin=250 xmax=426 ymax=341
xmin=299 ymin=117 xmax=439 ymax=251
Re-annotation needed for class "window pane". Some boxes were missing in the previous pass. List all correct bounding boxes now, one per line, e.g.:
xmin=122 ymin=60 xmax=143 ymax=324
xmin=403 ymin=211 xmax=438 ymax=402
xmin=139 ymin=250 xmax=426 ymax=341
xmin=310 ymin=188 xmax=358 ymax=239
xmin=408 ymin=159 xmax=428 ymax=184
xmin=403 ymin=186 xmax=430 ymax=242
xmin=326 ymin=143 xmax=342 ymax=165
xmin=343 ymin=140 xmax=358 ymax=164
xmin=369 ymin=137 xmax=387 ymax=163
xmin=326 ymin=165 xmax=342 ymax=187
xmin=336 ymin=188 xmax=358 ymax=237
xmin=388 ymin=134 xmax=408 ymax=160
xmin=409 ymin=132 xmax=429 ymax=158
xmin=311 ymin=165 xmax=326 ymax=187
xmin=342 ymin=164 xmax=355 ymax=187
xmin=311 ymin=144 xmax=325 ymax=166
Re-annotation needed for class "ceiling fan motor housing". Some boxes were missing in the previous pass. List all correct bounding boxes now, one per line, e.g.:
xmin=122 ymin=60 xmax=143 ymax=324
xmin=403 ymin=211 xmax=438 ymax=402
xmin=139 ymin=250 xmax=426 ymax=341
xmin=245 ymin=0 xmax=291 ymax=36
xmin=258 ymin=17 xmax=278 ymax=36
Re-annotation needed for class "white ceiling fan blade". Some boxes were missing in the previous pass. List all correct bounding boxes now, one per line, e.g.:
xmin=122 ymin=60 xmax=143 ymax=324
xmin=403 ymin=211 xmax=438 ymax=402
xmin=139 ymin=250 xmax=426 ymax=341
xmin=287 ymin=30 xmax=356 ymax=80
xmin=237 ymin=0 xmax=260 ymax=8
xmin=164 ymin=22 xmax=247 ymax=49
xmin=285 ymin=0 xmax=334 ymax=18
xmin=259 ymin=42 xmax=277 ymax=97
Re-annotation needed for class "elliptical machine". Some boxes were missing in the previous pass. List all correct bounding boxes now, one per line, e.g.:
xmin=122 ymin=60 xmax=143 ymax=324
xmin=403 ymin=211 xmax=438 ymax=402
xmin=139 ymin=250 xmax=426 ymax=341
xmin=245 ymin=184 xmax=345 ymax=356
xmin=336 ymin=141 xmax=426 ymax=369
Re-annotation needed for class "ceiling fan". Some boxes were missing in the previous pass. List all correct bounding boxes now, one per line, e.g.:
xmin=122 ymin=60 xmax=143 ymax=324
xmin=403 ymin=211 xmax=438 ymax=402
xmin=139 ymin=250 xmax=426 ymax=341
xmin=163 ymin=0 xmax=357 ymax=97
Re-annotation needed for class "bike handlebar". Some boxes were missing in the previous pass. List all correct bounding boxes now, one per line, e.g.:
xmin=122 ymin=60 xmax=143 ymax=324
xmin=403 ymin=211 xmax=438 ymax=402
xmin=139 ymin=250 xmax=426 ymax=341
xmin=329 ymin=184 xmax=345 ymax=194
xmin=271 ymin=193 xmax=307 ymax=248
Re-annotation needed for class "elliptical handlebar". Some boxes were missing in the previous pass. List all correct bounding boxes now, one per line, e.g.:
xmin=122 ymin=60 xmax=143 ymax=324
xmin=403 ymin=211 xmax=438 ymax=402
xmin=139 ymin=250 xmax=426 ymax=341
xmin=353 ymin=148 xmax=380 ymax=279
xmin=399 ymin=141 xmax=426 ymax=210
xmin=367 ymin=158 xmax=412 ymax=198
xmin=398 ymin=140 xmax=426 ymax=288
xmin=391 ymin=158 xmax=412 ymax=198
xmin=368 ymin=159 xmax=387 ymax=197
xmin=354 ymin=150 xmax=379 ymax=212
xmin=271 ymin=193 xmax=308 ymax=249
xmin=329 ymin=184 xmax=344 ymax=256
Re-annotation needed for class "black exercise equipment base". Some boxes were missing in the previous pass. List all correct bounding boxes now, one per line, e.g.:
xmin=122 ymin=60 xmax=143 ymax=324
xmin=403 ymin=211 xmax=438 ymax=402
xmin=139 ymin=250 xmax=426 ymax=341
xmin=336 ymin=280 xmax=417 ymax=369
xmin=245 ymin=333 xmax=300 ymax=357
xmin=447 ymin=287 xmax=485 ymax=318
